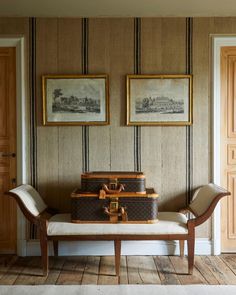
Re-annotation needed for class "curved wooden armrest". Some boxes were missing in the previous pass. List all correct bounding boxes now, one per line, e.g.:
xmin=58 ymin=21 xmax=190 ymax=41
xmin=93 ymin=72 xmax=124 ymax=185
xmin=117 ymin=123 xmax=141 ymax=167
xmin=187 ymin=190 xmax=231 ymax=227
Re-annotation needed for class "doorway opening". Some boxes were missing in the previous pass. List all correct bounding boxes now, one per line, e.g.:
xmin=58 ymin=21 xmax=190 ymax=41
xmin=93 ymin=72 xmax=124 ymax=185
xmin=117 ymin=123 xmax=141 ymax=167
xmin=0 ymin=37 xmax=29 ymax=255
xmin=213 ymin=36 xmax=236 ymax=254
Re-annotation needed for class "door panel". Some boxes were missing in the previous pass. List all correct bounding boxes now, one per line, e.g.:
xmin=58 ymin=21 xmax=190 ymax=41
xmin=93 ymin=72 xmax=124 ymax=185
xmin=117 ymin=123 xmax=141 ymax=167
xmin=0 ymin=47 xmax=17 ymax=253
xmin=221 ymin=47 xmax=236 ymax=251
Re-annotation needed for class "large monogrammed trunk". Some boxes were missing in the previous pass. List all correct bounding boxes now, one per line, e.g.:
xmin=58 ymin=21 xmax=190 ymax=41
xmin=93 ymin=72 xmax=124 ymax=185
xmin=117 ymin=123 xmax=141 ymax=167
xmin=81 ymin=172 xmax=146 ymax=194
xmin=71 ymin=188 xmax=159 ymax=223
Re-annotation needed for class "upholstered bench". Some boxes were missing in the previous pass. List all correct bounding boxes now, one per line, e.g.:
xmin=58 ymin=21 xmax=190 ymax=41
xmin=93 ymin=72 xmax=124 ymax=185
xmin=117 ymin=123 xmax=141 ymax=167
xmin=6 ymin=183 xmax=230 ymax=276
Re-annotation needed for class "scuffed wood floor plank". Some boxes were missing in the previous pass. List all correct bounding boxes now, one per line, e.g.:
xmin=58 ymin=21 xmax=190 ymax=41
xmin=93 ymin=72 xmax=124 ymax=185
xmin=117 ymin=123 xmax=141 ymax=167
xmin=202 ymin=256 xmax=236 ymax=285
xmin=194 ymin=256 xmax=219 ymax=285
xmin=45 ymin=257 xmax=65 ymax=285
xmin=98 ymin=256 xmax=118 ymax=285
xmin=0 ymin=257 xmax=28 ymax=285
xmin=154 ymin=256 xmax=180 ymax=285
xmin=14 ymin=257 xmax=47 ymax=285
xmin=81 ymin=256 xmax=100 ymax=285
xmin=169 ymin=256 xmax=207 ymax=284
xmin=1 ymin=254 xmax=236 ymax=285
xmin=221 ymin=254 xmax=236 ymax=276
xmin=56 ymin=256 xmax=87 ymax=285
xmin=127 ymin=256 xmax=161 ymax=284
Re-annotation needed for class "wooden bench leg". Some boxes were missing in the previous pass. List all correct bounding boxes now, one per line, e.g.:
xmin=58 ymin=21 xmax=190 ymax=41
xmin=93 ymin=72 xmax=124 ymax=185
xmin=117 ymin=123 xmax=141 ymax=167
xmin=114 ymin=240 xmax=121 ymax=276
xmin=179 ymin=240 xmax=184 ymax=257
xmin=40 ymin=235 xmax=49 ymax=277
xmin=187 ymin=229 xmax=195 ymax=274
xmin=53 ymin=241 xmax=58 ymax=257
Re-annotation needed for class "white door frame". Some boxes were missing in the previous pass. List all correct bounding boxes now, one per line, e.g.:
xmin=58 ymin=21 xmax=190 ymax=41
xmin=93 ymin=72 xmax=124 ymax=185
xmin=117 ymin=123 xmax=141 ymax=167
xmin=212 ymin=35 xmax=236 ymax=254
xmin=0 ymin=36 xmax=29 ymax=256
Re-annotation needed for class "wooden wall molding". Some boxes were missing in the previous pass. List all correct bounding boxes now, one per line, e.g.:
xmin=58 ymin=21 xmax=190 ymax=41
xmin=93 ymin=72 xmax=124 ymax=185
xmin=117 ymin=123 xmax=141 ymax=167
xmin=228 ymin=145 xmax=236 ymax=165
xmin=227 ymin=54 xmax=236 ymax=138
xmin=227 ymin=172 xmax=236 ymax=239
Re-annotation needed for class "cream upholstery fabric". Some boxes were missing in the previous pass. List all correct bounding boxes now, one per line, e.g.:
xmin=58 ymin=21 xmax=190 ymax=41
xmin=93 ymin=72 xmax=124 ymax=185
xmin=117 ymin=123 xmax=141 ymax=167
xmin=10 ymin=184 xmax=47 ymax=216
xmin=189 ymin=183 xmax=222 ymax=217
xmin=47 ymin=212 xmax=188 ymax=236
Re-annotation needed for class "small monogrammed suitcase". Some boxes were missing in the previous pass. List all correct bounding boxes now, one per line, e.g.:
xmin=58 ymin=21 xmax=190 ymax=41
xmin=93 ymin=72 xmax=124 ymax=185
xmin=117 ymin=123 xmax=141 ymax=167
xmin=71 ymin=188 xmax=159 ymax=223
xmin=81 ymin=171 xmax=146 ymax=194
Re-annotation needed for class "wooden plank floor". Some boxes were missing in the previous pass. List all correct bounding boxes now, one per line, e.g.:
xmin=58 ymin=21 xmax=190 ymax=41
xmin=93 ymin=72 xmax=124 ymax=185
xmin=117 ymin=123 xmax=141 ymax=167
xmin=0 ymin=255 xmax=236 ymax=285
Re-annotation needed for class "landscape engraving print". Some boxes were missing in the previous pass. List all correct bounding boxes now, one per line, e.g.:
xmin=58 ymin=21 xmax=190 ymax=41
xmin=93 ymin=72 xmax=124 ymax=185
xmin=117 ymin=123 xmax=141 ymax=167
xmin=127 ymin=76 xmax=192 ymax=125
xmin=135 ymin=96 xmax=184 ymax=114
xmin=52 ymin=86 xmax=101 ymax=114
xmin=43 ymin=75 xmax=108 ymax=125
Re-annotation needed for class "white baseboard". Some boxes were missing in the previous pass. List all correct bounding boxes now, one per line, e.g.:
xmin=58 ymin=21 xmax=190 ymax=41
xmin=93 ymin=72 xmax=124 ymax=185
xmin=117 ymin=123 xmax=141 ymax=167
xmin=25 ymin=239 xmax=212 ymax=256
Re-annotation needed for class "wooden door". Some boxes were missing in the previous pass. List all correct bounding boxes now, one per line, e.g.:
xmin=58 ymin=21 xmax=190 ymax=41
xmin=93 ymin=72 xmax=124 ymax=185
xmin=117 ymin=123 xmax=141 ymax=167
xmin=221 ymin=46 xmax=236 ymax=252
xmin=0 ymin=47 xmax=17 ymax=253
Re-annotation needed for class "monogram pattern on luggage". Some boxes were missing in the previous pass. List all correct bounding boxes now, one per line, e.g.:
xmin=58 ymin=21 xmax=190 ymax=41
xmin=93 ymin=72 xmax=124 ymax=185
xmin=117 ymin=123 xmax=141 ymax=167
xmin=119 ymin=198 xmax=158 ymax=221
xmin=71 ymin=198 xmax=110 ymax=221
xmin=81 ymin=180 xmax=103 ymax=192
xmin=71 ymin=196 xmax=158 ymax=222
xmin=121 ymin=180 xmax=145 ymax=192
xmin=81 ymin=178 xmax=145 ymax=193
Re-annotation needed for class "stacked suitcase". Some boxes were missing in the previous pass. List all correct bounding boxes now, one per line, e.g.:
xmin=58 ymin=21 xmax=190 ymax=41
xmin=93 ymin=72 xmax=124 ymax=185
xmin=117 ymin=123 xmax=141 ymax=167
xmin=71 ymin=171 xmax=159 ymax=223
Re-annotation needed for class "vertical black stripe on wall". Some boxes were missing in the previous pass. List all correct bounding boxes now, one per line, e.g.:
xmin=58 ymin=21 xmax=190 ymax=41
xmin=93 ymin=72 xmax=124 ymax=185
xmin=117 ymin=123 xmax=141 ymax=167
xmin=134 ymin=18 xmax=142 ymax=172
xmin=186 ymin=17 xmax=193 ymax=205
xmin=29 ymin=18 xmax=38 ymax=239
xmin=29 ymin=17 xmax=37 ymax=188
xmin=82 ymin=18 xmax=89 ymax=173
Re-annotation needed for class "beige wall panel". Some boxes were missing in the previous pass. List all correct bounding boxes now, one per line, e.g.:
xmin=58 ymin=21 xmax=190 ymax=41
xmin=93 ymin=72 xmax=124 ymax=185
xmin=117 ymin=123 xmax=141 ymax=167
xmin=141 ymin=18 xmax=162 ymax=73
xmin=160 ymin=18 xmax=187 ymax=211
xmin=141 ymin=19 xmax=162 ymax=196
xmin=213 ymin=17 xmax=236 ymax=33
xmin=58 ymin=127 xmax=82 ymax=211
xmin=89 ymin=19 xmax=111 ymax=171
xmin=36 ymin=19 xmax=59 ymax=209
xmin=192 ymin=18 xmax=213 ymax=226
xmin=109 ymin=19 xmax=134 ymax=171
xmin=57 ymin=18 xmax=83 ymax=74
xmin=0 ymin=17 xmax=29 ymax=35
xmin=57 ymin=19 xmax=83 ymax=211
xmin=141 ymin=18 xmax=187 ymax=211
xmin=192 ymin=18 xmax=214 ymax=238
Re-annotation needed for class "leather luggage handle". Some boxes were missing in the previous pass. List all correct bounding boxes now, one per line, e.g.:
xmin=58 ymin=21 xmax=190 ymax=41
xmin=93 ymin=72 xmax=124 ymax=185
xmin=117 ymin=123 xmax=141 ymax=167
xmin=102 ymin=183 xmax=125 ymax=194
xmin=103 ymin=206 xmax=128 ymax=222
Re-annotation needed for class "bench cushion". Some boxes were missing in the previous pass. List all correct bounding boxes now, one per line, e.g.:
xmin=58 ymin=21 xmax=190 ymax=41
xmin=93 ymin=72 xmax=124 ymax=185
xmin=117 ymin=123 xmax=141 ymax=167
xmin=47 ymin=212 xmax=188 ymax=236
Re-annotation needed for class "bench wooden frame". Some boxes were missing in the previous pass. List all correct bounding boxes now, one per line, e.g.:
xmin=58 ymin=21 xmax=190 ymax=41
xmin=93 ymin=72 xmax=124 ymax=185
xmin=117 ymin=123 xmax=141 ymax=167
xmin=6 ymin=184 xmax=230 ymax=277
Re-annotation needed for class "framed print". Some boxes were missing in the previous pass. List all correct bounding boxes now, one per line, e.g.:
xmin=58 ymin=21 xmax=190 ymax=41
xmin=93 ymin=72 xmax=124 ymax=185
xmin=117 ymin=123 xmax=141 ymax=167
xmin=42 ymin=74 xmax=109 ymax=126
xmin=126 ymin=74 xmax=192 ymax=126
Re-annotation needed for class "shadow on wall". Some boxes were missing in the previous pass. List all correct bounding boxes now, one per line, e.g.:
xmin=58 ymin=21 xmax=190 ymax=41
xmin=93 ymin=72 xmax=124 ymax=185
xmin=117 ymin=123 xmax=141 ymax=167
xmin=158 ymin=190 xmax=187 ymax=212
xmin=38 ymin=181 xmax=79 ymax=213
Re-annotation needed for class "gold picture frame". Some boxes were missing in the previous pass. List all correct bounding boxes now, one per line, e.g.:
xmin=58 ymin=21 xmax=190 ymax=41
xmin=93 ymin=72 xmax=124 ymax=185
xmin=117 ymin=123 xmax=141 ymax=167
xmin=42 ymin=74 xmax=109 ymax=126
xmin=126 ymin=74 xmax=193 ymax=126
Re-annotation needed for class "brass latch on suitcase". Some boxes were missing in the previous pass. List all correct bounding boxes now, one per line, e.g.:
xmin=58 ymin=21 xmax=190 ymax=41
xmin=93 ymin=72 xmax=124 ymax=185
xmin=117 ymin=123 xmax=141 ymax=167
xmin=102 ymin=178 xmax=125 ymax=194
xmin=103 ymin=197 xmax=128 ymax=222
xmin=109 ymin=178 xmax=118 ymax=190
xmin=110 ymin=197 xmax=119 ymax=211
